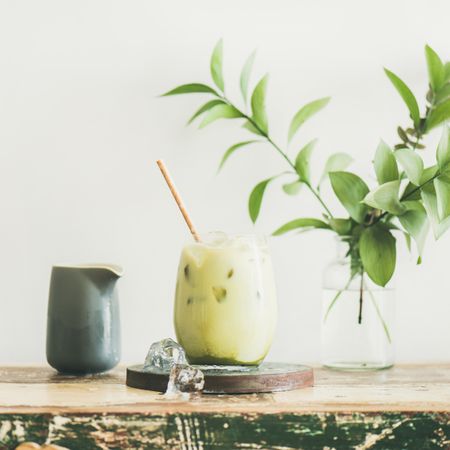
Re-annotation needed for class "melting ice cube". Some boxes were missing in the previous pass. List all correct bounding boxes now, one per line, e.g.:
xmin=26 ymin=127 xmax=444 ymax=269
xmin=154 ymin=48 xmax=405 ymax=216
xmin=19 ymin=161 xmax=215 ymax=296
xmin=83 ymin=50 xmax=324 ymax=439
xmin=165 ymin=364 xmax=205 ymax=397
xmin=143 ymin=338 xmax=187 ymax=372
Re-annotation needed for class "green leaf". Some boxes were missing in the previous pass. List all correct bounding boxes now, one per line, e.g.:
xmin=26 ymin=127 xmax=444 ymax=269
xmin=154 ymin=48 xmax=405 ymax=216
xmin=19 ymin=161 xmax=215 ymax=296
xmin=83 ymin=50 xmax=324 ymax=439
xmin=251 ymin=74 xmax=269 ymax=134
xmin=248 ymin=177 xmax=273 ymax=223
xmin=162 ymin=83 xmax=218 ymax=96
xmin=445 ymin=62 xmax=450 ymax=81
xmin=210 ymin=39 xmax=224 ymax=92
xmin=273 ymin=218 xmax=330 ymax=236
xmin=420 ymin=165 xmax=439 ymax=184
xmin=319 ymin=152 xmax=353 ymax=186
xmin=426 ymin=99 xmax=450 ymax=131
xmin=218 ymin=140 xmax=260 ymax=171
xmin=199 ymin=104 xmax=243 ymax=128
xmin=294 ymin=139 xmax=317 ymax=183
xmin=240 ymin=50 xmax=256 ymax=103
xmin=425 ymin=45 xmax=445 ymax=92
xmin=403 ymin=231 xmax=412 ymax=252
xmin=373 ymin=140 xmax=399 ymax=184
xmin=398 ymin=201 xmax=429 ymax=256
xmin=187 ymin=100 xmax=225 ymax=124
xmin=397 ymin=126 xmax=409 ymax=143
xmin=434 ymin=174 xmax=450 ymax=221
xmin=437 ymin=125 xmax=450 ymax=170
xmin=288 ymin=97 xmax=330 ymax=142
xmin=434 ymin=83 xmax=450 ymax=104
xmin=242 ymin=120 xmax=264 ymax=136
xmin=394 ymin=148 xmax=424 ymax=185
xmin=402 ymin=182 xmax=421 ymax=201
xmin=359 ymin=225 xmax=396 ymax=287
xmin=363 ymin=180 xmax=406 ymax=215
xmin=421 ymin=188 xmax=450 ymax=239
xmin=329 ymin=218 xmax=353 ymax=235
xmin=402 ymin=165 xmax=440 ymax=201
xmin=282 ymin=180 xmax=303 ymax=195
xmin=384 ymin=68 xmax=420 ymax=128
xmin=329 ymin=171 xmax=370 ymax=223
xmin=383 ymin=221 xmax=400 ymax=231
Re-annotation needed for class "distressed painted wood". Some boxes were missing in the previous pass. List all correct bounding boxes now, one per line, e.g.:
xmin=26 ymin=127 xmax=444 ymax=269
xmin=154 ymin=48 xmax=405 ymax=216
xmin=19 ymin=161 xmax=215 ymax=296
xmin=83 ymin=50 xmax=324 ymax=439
xmin=0 ymin=365 xmax=449 ymax=449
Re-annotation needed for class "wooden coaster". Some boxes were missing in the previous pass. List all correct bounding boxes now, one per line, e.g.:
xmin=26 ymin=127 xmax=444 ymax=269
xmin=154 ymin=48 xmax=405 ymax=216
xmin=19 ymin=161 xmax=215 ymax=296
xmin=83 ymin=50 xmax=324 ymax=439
xmin=126 ymin=363 xmax=313 ymax=394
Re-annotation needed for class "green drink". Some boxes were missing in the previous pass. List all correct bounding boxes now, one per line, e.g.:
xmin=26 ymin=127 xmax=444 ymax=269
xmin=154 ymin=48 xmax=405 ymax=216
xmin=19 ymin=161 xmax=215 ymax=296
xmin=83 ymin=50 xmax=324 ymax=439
xmin=174 ymin=233 xmax=277 ymax=365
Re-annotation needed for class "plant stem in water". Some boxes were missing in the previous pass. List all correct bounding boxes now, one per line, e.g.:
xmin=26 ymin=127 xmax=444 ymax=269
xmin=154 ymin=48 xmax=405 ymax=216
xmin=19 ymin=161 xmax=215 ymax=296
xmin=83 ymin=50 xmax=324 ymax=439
xmin=365 ymin=284 xmax=392 ymax=344
xmin=358 ymin=271 xmax=364 ymax=324
xmin=323 ymin=274 xmax=356 ymax=323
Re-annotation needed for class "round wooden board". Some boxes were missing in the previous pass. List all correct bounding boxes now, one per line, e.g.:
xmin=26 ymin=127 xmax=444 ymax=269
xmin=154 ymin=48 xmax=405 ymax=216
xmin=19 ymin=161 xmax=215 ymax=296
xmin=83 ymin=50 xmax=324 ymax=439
xmin=126 ymin=363 xmax=313 ymax=394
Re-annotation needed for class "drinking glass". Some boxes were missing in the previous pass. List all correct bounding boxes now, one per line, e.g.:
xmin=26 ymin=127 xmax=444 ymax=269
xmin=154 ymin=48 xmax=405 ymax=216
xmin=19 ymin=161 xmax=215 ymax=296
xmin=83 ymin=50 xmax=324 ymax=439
xmin=174 ymin=233 xmax=277 ymax=365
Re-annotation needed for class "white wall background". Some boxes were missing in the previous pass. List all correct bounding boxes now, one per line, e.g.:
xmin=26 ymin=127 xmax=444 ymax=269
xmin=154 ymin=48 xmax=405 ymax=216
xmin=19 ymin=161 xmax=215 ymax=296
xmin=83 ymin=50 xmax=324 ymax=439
xmin=0 ymin=0 xmax=449 ymax=364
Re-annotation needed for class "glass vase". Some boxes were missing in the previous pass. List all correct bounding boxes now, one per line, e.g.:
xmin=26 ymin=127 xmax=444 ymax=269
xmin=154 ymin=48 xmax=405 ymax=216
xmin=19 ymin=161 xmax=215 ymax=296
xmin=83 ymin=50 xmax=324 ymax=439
xmin=321 ymin=237 xmax=395 ymax=370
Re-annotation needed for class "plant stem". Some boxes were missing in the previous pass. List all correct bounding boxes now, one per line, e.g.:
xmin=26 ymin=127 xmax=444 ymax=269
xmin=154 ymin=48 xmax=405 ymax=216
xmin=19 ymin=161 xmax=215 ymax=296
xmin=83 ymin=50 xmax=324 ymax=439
xmin=323 ymin=274 xmax=356 ymax=323
xmin=358 ymin=270 xmax=364 ymax=324
xmin=411 ymin=135 xmax=421 ymax=151
xmin=267 ymin=135 xmax=334 ymax=217
xmin=265 ymin=136 xmax=297 ymax=171
xmin=305 ymin=181 xmax=334 ymax=217
xmin=400 ymin=172 xmax=438 ymax=201
xmin=372 ymin=170 xmax=439 ymax=226
xmin=365 ymin=283 xmax=392 ymax=344
xmin=222 ymin=96 xmax=334 ymax=218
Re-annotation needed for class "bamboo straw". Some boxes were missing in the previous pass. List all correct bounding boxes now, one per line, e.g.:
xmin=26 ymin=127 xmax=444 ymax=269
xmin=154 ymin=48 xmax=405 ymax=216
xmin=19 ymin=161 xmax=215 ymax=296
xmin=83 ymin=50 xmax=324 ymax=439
xmin=156 ymin=159 xmax=201 ymax=242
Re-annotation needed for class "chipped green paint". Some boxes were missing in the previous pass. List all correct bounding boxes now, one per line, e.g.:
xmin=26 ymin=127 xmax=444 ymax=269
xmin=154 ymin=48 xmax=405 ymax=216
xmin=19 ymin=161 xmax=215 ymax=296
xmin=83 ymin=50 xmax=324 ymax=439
xmin=1 ymin=412 xmax=449 ymax=450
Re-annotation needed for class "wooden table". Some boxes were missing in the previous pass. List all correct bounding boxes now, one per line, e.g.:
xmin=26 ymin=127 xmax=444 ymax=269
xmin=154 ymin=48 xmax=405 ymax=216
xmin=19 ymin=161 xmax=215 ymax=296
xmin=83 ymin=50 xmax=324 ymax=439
xmin=0 ymin=365 xmax=449 ymax=449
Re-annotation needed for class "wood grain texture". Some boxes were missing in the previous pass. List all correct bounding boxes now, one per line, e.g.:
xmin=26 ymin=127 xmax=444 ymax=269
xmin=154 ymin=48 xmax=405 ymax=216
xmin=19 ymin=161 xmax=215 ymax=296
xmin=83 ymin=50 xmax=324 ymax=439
xmin=1 ymin=365 xmax=449 ymax=414
xmin=0 ymin=366 xmax=449 ymax=449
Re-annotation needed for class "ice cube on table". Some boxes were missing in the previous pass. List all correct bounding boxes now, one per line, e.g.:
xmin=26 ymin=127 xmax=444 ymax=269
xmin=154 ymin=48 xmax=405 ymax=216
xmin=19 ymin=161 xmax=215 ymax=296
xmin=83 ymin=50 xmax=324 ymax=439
xmin=165 ymin=364 xmax=205 ymax=397
xmin=143 ymin=338 xmax=187 ymax=372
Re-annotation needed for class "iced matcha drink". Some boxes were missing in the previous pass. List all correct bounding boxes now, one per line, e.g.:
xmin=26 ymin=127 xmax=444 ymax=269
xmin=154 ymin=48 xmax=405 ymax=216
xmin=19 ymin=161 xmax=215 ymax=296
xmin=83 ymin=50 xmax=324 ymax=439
xmin=174 ymin=233 xmax=277 ymax=365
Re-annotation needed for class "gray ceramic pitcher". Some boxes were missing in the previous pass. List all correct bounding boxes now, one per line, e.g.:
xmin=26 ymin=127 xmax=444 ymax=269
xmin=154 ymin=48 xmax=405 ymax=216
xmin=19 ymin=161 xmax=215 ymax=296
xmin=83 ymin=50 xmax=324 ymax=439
xmin=46 ymin=264 xmax=123 ymax=374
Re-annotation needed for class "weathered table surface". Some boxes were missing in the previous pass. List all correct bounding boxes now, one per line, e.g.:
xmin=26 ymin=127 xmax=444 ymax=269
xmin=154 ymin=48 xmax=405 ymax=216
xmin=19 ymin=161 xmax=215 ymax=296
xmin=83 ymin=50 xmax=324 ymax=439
xmin=0 ymin=365 xmax=449 ymax=449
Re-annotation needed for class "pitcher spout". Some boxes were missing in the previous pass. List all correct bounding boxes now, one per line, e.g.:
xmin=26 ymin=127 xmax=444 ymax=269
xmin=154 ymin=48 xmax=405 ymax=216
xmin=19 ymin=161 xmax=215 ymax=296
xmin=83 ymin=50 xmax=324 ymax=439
xmin=85 ymin=264 xmax=123 ymax=295
xmin=92 ymin=264 xmax=123 ymax=279
xmin=53 ymin=263 xmax=123 ymax=278
xmin=52 ymin=263 xmax=123 ymax=295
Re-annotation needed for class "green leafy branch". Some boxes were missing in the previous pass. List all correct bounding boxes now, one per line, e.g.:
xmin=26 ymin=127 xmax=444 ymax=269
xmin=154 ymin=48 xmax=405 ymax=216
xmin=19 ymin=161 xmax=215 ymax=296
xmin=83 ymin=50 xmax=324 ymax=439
xmin=162 ymin=40 xmax=450 ymax=291
xmin=162 ymin=39 xmax=336 ymax=221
